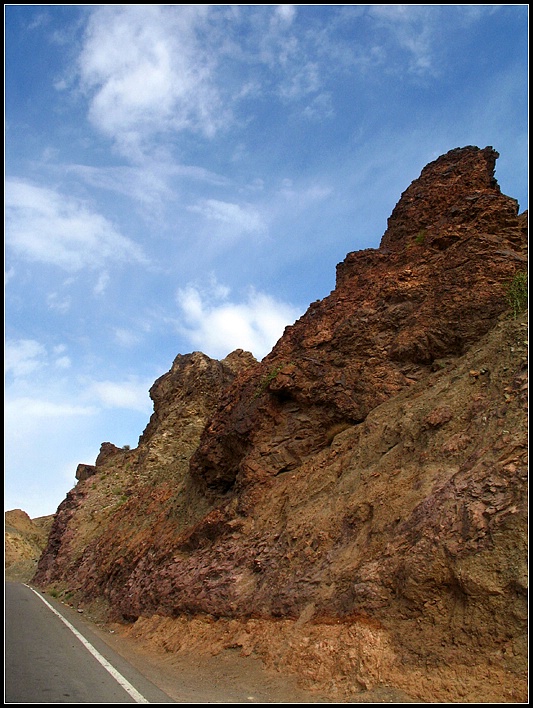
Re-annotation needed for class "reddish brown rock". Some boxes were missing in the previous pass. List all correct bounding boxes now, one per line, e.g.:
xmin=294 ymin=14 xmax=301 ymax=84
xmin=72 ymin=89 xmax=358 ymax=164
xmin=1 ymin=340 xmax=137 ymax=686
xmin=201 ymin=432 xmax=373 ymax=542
xmin=189 ymin=146 xmax=526 ymax=494
xmin=34 ymin=350 xmax=257 ymax=591
xmin=32 ymin=147 xmax=528 ymax=703
xmin=95 ymin=442 xmax=122 ymax=465
xmin=379 ymin=145 xmax=520 ymax=251
xmin=75 ymin=463 xmax=97 ymax=481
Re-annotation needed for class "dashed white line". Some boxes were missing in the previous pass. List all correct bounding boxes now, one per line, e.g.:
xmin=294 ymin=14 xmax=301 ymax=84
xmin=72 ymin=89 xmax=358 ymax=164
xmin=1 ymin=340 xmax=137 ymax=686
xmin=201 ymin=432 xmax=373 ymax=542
xmin=25 ymin=585 xmax=150 ymax=704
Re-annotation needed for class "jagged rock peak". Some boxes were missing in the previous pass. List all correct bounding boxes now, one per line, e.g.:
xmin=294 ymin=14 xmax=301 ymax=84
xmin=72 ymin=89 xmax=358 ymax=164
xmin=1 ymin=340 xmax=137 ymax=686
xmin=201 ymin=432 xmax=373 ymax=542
xmin=95 ymin=442 xmax=122 ymax=466
xmin=221 ymin=349 xmax=258 ymax=374
xmin=75 ymin=463 xmax=97 ymax=481
xmin=148 ymin=349 xmax=257 ymax=412
xmin=190 ymin=145 xmax=526 ymax=496
xmin=137 ymin=349 xmax=258 ymax=449
xmin=379 ymin=145 xmax=520 ymax=252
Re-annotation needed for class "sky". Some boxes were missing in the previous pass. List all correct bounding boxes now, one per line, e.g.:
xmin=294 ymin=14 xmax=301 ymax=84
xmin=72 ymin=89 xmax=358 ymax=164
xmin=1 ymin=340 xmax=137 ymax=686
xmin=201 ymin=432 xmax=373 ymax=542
xmin=5 ymin=5 xmax=529 ymax=519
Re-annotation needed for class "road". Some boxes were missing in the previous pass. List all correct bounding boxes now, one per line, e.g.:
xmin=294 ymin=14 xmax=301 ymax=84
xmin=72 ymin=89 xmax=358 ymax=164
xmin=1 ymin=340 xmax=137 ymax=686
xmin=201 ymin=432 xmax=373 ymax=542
xmin=4 ymin=582 xmax=175 ymax=704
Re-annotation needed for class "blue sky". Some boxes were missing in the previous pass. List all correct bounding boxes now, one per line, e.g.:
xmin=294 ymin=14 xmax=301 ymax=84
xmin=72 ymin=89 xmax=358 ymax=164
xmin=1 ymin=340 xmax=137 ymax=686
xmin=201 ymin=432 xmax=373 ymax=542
xmin=5 ymin=5 xmax=528 ymax=518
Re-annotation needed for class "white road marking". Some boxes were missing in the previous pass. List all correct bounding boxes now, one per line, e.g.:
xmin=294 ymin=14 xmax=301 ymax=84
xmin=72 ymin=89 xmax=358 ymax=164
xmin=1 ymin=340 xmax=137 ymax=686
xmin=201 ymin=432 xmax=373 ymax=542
xmin=25 ymin=585 xmax=150 ymax=704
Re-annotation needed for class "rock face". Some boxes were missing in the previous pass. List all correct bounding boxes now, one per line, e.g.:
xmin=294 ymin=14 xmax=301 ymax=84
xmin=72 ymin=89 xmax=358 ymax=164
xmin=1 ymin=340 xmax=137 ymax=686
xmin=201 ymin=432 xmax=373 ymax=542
xmin=33 ymin=349 xmax=257 ymax=593
xmin=189 ymin=146 xmax=526 ymax=495
xmin=33 ymin=147 xmax=528 ymax=703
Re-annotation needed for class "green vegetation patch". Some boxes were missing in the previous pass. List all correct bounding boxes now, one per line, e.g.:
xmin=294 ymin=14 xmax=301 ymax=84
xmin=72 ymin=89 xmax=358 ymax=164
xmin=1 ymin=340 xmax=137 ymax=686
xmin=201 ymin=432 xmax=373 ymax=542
xmin=506 ymin=271 xmax=528 ymax=318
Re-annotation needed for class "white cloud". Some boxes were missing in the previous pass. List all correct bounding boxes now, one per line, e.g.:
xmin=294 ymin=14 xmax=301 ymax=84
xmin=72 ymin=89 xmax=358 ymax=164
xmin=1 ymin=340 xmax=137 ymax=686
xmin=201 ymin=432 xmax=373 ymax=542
xmin=55 ymin=356 xmax=72 ymax=369
xmin=189 ymin=198 xmax=266 ymax=236
xmin=87 ymin=379 xmax=153 ymax=414
xmin=6 ymin=338 xmax=74 ymax=383
xmin=5 ymin=179 xmax=147 ymax=272
xmin=75 ymin=5 xmax=355 ymax=158
xmin=74 ymin=4 xmax=465 ymax=163
xmin=276 ymin=5 xmax=296 ymax=25
xmin=78 ymin=5 xmax=224 ymax=156
xmin=5 ymin=336 xmax=148 ymax=413
xmin=5 ymin=340 xmax=47 ymax=378
xmin=64 ymin=162 xmax=229 ymax=211
xmin=71 ymin=4 xmax=506 ymax=164
xmin=93 ymin=271 xmax=110 ymax=295
xmin=276 ymin=179 xmax=333 ymax=208
xmin=114 ymin=328 xmax=142 ymax=348
xmin=47 ymin=292 xmax=72 ymax=313
xmin=302 ymin=91 xmax=335 ymax=121
xmin=65 ymin=163 xmax=173 ymax=210
xmin=176 ymin=281 xmax=302 ymax=360
xmin=5 ymin=396 xmax=96 ymax=430
xmin=278 ymin=60 xmax=321 ymax=99
xmin=4 ymin=393 xmax=100 ymax=517
xmin=364 ymin=5 xmax=489 ymax=77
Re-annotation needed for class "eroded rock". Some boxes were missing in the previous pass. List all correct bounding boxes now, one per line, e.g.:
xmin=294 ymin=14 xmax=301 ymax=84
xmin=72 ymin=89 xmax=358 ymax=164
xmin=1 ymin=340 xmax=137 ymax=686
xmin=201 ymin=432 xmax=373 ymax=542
xmin=32 ymin=146 xmax=528 ymax=703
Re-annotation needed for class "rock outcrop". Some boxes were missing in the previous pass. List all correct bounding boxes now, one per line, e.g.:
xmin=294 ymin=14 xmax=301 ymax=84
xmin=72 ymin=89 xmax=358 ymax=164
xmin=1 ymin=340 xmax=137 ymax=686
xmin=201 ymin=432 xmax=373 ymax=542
xmin=33 ymin=349 xmax=257 ymax=592
xmin=33 ymin=146 xmax=528 ymax=703
xmin=189 ymin=146 xmax=526 ymax=494
xmin=5 ymin=509 xmax=54 ymax=581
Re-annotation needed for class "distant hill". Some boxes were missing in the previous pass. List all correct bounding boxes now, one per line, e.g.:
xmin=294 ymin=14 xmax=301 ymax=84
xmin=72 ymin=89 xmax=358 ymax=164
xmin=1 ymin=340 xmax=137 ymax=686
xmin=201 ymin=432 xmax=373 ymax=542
xmin=5 ymin=509 xmax=54 ymax=582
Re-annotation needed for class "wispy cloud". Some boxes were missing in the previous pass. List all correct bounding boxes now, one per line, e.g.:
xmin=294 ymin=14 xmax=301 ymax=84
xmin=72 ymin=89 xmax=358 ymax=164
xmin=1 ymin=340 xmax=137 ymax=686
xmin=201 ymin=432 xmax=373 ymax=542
xmin=78 ymin=5 xmax=225 ymax=157
xmin=5 ymin=179 xmax=147 ymax=271
xmin=6 ymin=339 xmax=71 ymax=381
xmin=6 ymin=336 xmax=151 ymax=421
xmin=63 ymin=164 xmax=174 ymax=213
xmin=46 ymin=292 xmax=72 ymax=314
xmin=87 ymin=378 xmax=153 ymax=413
xmin=93 ymin=271 xmax=110 ymax=296
xmin=74 ymin=5 xmax=482 ymax=161
xmin=5 ymin=339 xmax=47 ymax=378
xmin=64 ymin=162 xmax=229 ymax=203
xmin=188 ymin=198 xmax=266 ymax=237
xmin=113 ymin=328 xmax=142 ymax=348
xmin=367 ymin=5 xmax=437 ymax=75
xmin=276 ymin=5 xmax=296 ymax=26
xmin=55 ymin=356 xmax=72 ymax=369
xmin=6 ymin=397 xmax=96 ymax=422
xmin=176 ymin=280 xmax=302 ymax=360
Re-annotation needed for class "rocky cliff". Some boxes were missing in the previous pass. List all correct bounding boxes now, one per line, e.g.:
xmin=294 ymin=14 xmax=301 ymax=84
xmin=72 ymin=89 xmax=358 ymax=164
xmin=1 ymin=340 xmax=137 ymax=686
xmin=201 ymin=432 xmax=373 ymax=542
xmin=33 ymin=146 xmax=528 ymax=703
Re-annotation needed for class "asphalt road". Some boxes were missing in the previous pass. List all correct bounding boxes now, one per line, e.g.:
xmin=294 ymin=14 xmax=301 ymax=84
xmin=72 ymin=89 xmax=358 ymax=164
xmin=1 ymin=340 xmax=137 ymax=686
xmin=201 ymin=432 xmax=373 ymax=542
xmin=4 ymin=582 xmax=175 ymax=704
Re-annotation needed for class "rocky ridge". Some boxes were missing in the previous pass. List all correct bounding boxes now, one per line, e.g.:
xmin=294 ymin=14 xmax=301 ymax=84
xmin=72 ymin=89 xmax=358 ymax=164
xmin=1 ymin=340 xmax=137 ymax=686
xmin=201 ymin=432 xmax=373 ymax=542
xmin=32 ymin=146 xmax=528 ymax=703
